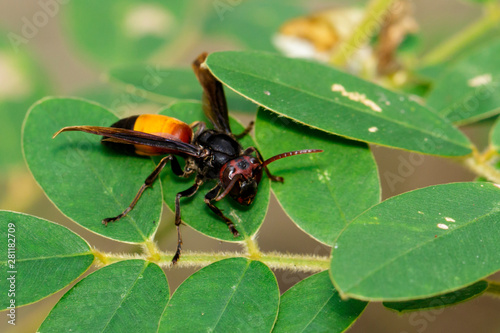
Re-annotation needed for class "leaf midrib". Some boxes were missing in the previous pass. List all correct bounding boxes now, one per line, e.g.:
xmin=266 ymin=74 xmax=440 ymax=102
xmin=209 ymin=59 xmax=469 ymax=149
xmin=211 ymin=260 xmax=252 ymax=332
xmin=100 ymin=262 xmax=150 ymax=333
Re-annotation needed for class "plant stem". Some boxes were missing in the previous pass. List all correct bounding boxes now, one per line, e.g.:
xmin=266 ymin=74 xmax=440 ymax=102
xmin=243 ymin=236 xmax=262 ymax=260
xmin=461 ymin=148 xmax=500 ymax=183
xmin=330 ymin=0 xmax=397 ymax=66
xmin=420 ymin=4 xmax=500 ymax=67
xmin=486 ymin=280 xmax=500 ymax=297
xmin=92 ymin=249 xmax=330 ymax=273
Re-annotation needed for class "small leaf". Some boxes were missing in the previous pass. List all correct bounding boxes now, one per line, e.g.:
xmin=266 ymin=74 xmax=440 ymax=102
xmin=23 ymin=97 xmax=162 ymax=243
xmin=108 ymin=66 xmax=256 ymax=112
xmin=63 ymin=0 xmax=192 ymax=66
xmin=426 ymin=39 xmax=500 ymax=125
xmin=206 ymin=51 xmax=472 ymax=157
xmin=256 ymin=108 xmax=380 ymax=245
xmin=273 ymin=271 xmax=367 ymax=333
xmin=0 ymin=211 xmax=93 ymax=308
xmin=159 ymin=101 xmax=269 ymax=241
xmin=383 ymin=280 xmax=488 ymax=313
xmin=490 ymin=115 xmax=500 ymax=153
xmin=330 ymin=182 xmax=500 ymax=301
xmin=39 ymin=260 xmax=168 ymax=333
xmin=159 ymin=258 xmax=279 ymax=333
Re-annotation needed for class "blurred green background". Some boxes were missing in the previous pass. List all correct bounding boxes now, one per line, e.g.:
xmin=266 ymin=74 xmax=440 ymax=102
xmin=1 ymin=0 xmax=499 ymax=332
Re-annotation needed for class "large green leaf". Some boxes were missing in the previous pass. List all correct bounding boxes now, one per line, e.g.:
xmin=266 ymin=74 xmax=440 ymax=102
xmin=39 ymin=260 xmax=168 ymax=332
xmin=0 ymin=211 xmax=93 ymax=308
xmin=23 ymin=97 xmax=162 ymax=243
xmin=107 ymin=66 xmax=256 ymax=112
xmin=273 ymin=271 xmax=367 ymax=333
xmin=383 ymin=280 xmax=488 ymax=313
xmin=256 ymin=108 xmax=380 ymax=245
xmin=159 ymin=101 xmax=270 ymax=241
xmin=330 ymin=182 xmax=500 ymax=301
xmin=426 ymin=39 xmax=500 ymax=125
xmin=159 ymin=258 xmax=279 ymax=332
xmin=63 ymin=0 xmax=192 ymax=66
xmin=203 ymin=0 xmax=303 ymax=51
xmin=206 ymin=51 xmax=472 ymax=157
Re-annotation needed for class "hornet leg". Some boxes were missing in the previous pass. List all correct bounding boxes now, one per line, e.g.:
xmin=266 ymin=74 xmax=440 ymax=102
xmin=234 ymin=121 xmax=254 ymax=139
xmin=172 ymin=180 xmax=202 ymax=264
xmin=204 ymin=184 xmax=240 ymax=237
xmin=103 ymin=155 xmax=182 ymax=225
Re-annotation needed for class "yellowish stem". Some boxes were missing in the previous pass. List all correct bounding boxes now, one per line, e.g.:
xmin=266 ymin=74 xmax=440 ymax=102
xmin=330 ymin=0 xmax=397 ymax=66
xmin=243 ymin=236 xmax=262 ymax=260
xmin=486 ymin=280 xmax=500 ymax=297
xmin=91 ymin=249 xmax=330 ymax=273
xmin=142 ymin=239 xmax=162 ymax=262
xmin=461 ymin=147 xmax=500 ymax=183
xmin=421 ymin=4 xmax=500 ymax=66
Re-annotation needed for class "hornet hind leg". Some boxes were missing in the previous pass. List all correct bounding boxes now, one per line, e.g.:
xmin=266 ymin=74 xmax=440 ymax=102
xmin=102 ymin=155 xmax=183 ymax=225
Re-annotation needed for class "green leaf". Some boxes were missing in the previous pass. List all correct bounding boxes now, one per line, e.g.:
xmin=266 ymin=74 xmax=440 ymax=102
xmin=330 ymin=182 xmax=500 ymax=301
xmin=23 ymin=97 xmax=162 ymax=243
xmin=0 ymin=34 xmax=50 ymax=171
xmin=256 ymin=108 xmax=380 ymax=245
xmin=273 ymin=271 xmax=367 ymax=333
xmin=63 ymin=0 xmax=192 ymax=66
xmin=39 ymin=260 xmax=168 ymax=333
xmin=490 ymin=115 xmax=500 ymax=153
xmin=426 ymin=39 xmax=500 ymax=125
xmin=159 ymin=101 xmax=270 ymax=241
xmin=108 ymin=66 xmax=256 ymax=112
xmin=204 ymin=0 xmax=303 ymax=51
xmin=0 ymin=211 xmax=93 ymax=308
xmin=383 ymin=280 xmax=488 ymax=313
xmin=206 ymin=51 xmax=472 ymax=157
xmin=159 ymin=258 xmax=279 ymax=333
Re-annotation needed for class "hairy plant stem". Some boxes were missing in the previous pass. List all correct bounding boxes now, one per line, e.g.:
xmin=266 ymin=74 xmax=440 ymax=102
xmin=92 ymin=248 xmax=330 ymax=273
xmin=461 ymin=147 xmax=500 ymax=183
xmin=421 ymin=3 xmax=500 ymax=67
xmin=329 ymin=0 xmax=397 ymax=66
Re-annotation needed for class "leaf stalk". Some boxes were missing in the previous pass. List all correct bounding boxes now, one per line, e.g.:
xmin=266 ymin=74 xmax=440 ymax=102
xmin=461 ymin=147 xmax=500 ymax=183
xmin=420 ymin=3 xmax=500 ymax=67
xmin=329 ymin=0 xmax=398 ymax=66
